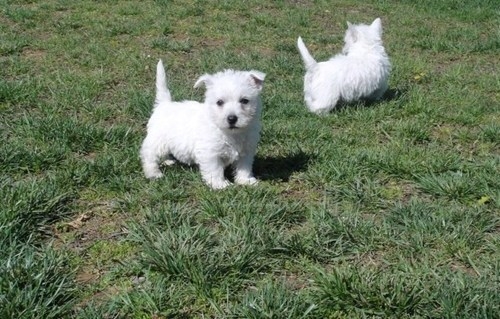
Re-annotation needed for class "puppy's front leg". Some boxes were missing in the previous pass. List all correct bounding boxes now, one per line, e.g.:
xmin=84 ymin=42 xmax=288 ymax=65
xmin=234 ymin=153 xmax=258 ymax=186
xmin=199 ymin=159 xmax=231 ymax=189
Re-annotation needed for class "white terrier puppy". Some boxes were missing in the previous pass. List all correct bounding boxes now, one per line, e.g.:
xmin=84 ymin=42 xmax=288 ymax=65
xmin=297 ymin=18 xmax=391 ymax=114
xmin=140 ymin=60 xmax=265 ymax=189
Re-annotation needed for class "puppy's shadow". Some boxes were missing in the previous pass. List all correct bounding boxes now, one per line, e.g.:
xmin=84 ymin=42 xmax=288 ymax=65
xmin=381 ymin=87 xmax=407 ymax=103
xmin=336 ymin=87 xmax=407 ymax=110
xmin=253 ymin=151 xmax=312 ymax=182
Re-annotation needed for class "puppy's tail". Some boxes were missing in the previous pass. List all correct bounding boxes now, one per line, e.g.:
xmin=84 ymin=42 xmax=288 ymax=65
xmin=155 ymin=59 xmax=172 ymax=105
xmin=297 ymin=37 xmax=317 ymax=70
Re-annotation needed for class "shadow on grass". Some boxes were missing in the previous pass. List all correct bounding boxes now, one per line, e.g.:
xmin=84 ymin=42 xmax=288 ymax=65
xmin=335 ymin=87 xmax=408 ymax=110
xmin=162 ymin=152 xmax=312 ymax=183
xmin=383 ymin=87 xmax=406 ymax=100
xmin=254 ymin=151 xmax=312 ymax=182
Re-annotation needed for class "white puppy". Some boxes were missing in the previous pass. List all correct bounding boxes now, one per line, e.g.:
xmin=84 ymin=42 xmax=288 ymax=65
xmin=140 ymin=60 xmax=265 ymax=189
xmin=297 ymin=18 xmax=391 ymax=114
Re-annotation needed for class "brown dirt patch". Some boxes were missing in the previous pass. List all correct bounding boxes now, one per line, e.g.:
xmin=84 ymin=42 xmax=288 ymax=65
xmin=22 ymin=47 xmax=46 ymax=61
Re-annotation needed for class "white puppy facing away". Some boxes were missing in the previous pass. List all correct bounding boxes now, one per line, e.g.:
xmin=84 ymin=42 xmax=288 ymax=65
xmin=140 ymin=60 xmax=265 ymax=189
xmin=297 ymin=18 xmax=391 ymax=114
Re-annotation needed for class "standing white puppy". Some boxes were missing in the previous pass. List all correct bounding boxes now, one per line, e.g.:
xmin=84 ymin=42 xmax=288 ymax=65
xmin=297 ymin=18 xmax=391 ymax=114
xmin=140 ymin=60 xmax=265 ymax=189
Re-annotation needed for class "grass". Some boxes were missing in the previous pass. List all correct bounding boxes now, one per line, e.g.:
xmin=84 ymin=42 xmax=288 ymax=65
xmin=1 ymin=0 xmax=499 ymax=318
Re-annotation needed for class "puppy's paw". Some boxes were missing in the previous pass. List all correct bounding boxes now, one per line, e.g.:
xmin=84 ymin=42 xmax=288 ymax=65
xmin=209 ymin=179 xmax=232 ymax=190
xmin=235 ymin=176 xmax=259 ymax=186
xmin=162 ymin=159 xmax=176 ymax=166
xmin=144 ymin=170 xmax=163 ymax=179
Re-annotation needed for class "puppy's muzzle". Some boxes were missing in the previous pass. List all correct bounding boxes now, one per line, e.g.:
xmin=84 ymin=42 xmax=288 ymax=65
xmin=227 ymin=115 xmax=238 ymax=128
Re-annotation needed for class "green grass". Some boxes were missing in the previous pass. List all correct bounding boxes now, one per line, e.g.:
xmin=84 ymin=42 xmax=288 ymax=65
xmin=1 ymin=0 xmax=499 ymax=318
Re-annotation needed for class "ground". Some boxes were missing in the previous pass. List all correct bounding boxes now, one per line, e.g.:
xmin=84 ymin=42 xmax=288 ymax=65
xmin=1 ymin=0 xmax=499 ymax=318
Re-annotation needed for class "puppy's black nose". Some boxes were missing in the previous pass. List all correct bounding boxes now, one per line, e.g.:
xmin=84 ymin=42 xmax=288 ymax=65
xmin=227 ymin=115 xmax=238 ymax=125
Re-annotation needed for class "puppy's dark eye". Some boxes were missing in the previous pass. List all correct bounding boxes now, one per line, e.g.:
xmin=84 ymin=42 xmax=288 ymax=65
xmin=216 ymin=100 xmax=224 ymax=106
xmin=240 ymin=98 xmax=249 ymax=105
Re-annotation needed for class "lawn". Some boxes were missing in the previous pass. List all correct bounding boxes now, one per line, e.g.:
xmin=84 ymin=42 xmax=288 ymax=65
xmin=1 ymin=0 xmax=499 ymax=318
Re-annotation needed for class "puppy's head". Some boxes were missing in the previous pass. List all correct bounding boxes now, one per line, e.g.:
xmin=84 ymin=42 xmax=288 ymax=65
xmin=343 ymin=18 xmax=383 ymax=54
xmin=194 ymin=70 xmax=265 ymax=132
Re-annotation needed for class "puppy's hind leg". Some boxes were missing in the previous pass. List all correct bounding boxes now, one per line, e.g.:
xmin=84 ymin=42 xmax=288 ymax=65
xmin=309 ymin=94 xmax=339 ymax=115
xmin=142 ymin=159 xmax=163 ymax=179
xmin=140 ymin=141 xmax=164 ymax=179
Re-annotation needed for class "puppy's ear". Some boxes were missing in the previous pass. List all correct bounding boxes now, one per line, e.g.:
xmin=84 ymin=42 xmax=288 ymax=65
xmin=248 ymin=71 xmax=266 ymax=90
xmin=371 ymin=18 xmax=382 ymax=35
xmin=194 ymin=74 xmax=212 ymax=89
xmin=346 ymin=25 xmax=358 ymax=42
xmin=347 ymin=21 xmax=353 ymax=29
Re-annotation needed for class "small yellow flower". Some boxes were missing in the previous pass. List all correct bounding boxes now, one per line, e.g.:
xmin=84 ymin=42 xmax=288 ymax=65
xmin=477 ymin=196 xmax=491 ymax=205
xmin=414 ymin=72 xmax=426 ymax=81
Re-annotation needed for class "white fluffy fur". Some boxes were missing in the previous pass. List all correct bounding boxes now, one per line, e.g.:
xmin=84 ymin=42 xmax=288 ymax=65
xmin=140 ymin=60 xmax=265 ymax=189
xmin=297 ymin=18 xmax=391 ymax=114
